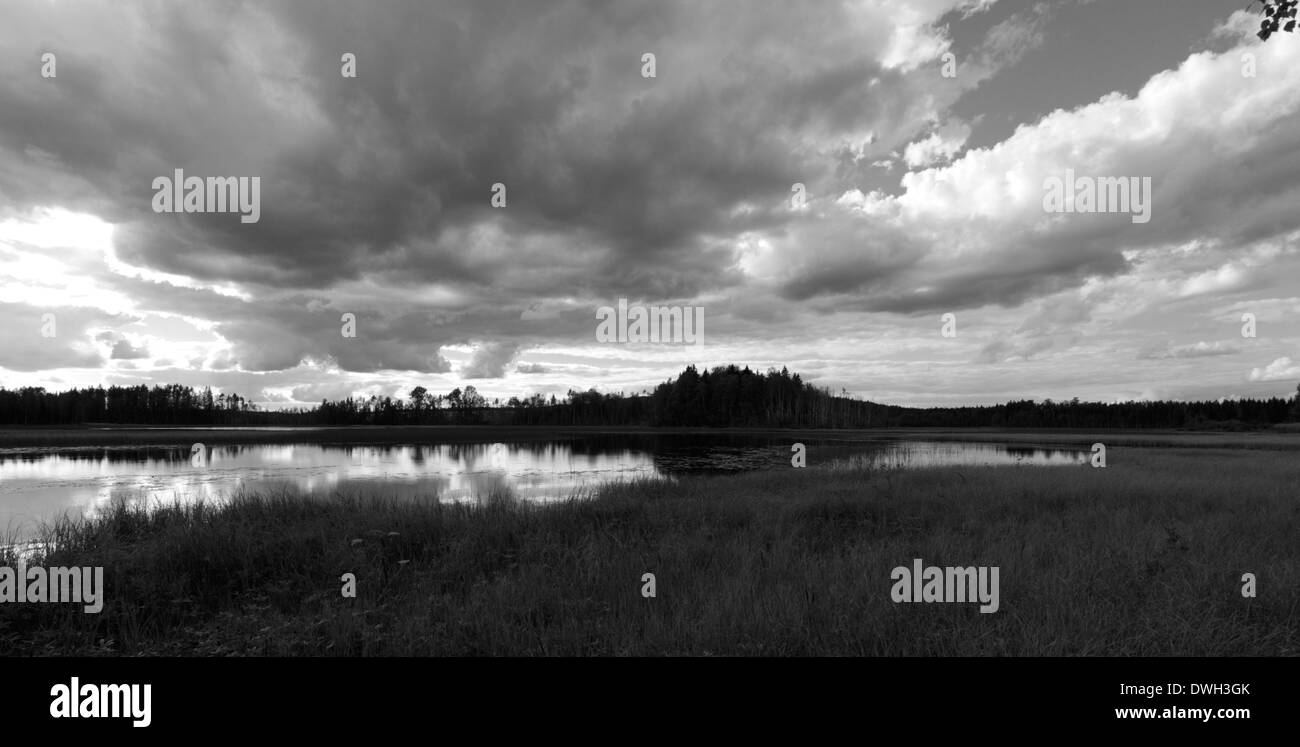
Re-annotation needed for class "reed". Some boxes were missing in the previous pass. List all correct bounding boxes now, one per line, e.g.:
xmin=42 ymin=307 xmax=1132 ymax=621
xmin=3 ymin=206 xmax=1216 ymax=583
xmin=1 ymin=447 xmax=1295 ymax=656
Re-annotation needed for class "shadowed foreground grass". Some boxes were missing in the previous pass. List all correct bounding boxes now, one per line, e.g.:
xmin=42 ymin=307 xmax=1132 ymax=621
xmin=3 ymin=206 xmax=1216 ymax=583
xmin=2 ymin=447 xmax=1296 ymax=655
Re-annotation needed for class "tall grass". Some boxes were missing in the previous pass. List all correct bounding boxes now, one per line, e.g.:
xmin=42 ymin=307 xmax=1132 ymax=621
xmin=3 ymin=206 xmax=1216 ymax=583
xmin=1 ymin=447 xmax=1296 ymax=655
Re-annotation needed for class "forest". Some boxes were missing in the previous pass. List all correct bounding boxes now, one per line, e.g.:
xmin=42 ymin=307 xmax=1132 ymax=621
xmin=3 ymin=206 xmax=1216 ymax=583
xmin=1 ymin=365 xmax=1297 ymax=429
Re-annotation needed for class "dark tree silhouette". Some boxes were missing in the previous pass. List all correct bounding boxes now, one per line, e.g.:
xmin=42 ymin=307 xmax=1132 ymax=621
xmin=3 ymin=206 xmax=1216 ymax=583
xmin=1253 ymin=1 xmax=1298 ymax=40
xmin=1 ymin=373 xmax=1297 ymax=429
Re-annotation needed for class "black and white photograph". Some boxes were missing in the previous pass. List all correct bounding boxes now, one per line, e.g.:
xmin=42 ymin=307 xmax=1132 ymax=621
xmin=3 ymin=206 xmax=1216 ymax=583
xmin=0 ymin=0 xmax=1296 ymax=733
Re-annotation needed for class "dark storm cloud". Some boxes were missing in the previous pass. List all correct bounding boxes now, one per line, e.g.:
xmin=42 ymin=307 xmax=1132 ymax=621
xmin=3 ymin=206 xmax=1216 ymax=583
xmin=1 ymin=0 xmax=991 ymax=301
xmin=0 ymin=0 xmax=1015 ymax=376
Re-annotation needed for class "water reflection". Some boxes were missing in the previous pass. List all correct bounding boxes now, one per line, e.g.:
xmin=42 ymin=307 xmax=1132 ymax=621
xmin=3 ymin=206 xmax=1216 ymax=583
xmin=0 ymin=436 xmax=1086 ymax=537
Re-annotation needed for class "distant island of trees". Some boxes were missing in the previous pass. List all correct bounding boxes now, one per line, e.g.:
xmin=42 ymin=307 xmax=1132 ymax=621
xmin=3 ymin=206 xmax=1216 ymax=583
xmin=2 ymin=365 xmax=1298 ymax=430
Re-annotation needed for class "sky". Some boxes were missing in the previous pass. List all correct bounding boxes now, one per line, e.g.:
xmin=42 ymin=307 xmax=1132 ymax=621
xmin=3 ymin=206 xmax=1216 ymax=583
xmin=1 ymin=0 xmax=1298 ymax=409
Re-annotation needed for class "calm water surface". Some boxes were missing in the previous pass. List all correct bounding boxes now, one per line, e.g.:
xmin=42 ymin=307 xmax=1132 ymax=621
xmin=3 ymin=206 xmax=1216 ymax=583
xmin=0 ymin=433 xmax=1088 ymax=536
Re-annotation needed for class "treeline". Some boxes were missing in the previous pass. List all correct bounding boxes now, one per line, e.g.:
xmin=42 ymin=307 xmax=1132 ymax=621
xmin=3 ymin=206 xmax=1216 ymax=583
xmin=646 ymin=365 xmax=879 ymax=427
xmin=498 ymin=365 xmax=868 ymax=426
xmin=609 ymin=365 xmax=1300 ymax=429
xmin=1 ymin=366 xmax=1298 ymax=429
xmin=887 ymin=396 xmax=1300 ymax=429
xmin=0 ymin=384 xmax=264 ymax=426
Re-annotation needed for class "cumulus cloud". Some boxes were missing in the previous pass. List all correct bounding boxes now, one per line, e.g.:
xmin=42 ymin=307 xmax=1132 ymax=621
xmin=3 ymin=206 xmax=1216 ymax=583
xmin=461 ymin=342 xmax=521 ymax=379
xmin=765 ymin=22 xmax=1300 ymax=315
xmin=903 ymin=121 xmax=972 ymax=168
xmin=1249 ymin=357 xmax=1300 ymax=382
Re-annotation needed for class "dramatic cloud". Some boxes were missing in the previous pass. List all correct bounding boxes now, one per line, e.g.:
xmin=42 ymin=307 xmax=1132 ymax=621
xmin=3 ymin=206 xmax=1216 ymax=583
xmin=0 ymin=1 xmax=1296 ymax=407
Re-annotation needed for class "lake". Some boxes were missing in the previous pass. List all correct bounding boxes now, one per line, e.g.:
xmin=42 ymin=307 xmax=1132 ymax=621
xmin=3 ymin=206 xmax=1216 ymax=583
xmin=0 ymin=432 xmax=1088 ymax=536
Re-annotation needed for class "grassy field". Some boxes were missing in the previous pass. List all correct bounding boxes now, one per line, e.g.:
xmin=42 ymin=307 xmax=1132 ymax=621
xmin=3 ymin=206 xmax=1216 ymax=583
xmin=1 ymin=445 xmax=1296 ymax=656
